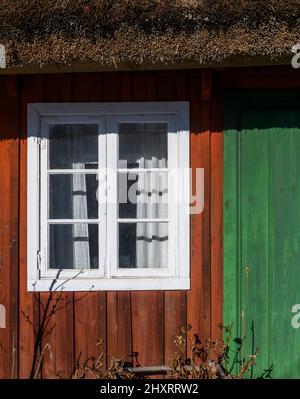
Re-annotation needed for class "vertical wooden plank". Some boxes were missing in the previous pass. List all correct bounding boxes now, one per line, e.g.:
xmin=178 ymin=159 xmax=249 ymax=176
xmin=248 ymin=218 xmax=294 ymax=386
xmin=176 ymin=74 xmax=188 ymax=353
xmin=224 ymin=106 xmax=270 ymax=375
xmin=112 ymin=292 xmax=132 ymax=363
xmin=106 ymin=291 xmax=118 ymax=366
xmin=201 ymin=70 xmax=213 ymax=101
xmin=72 ymin=73 xmax=101 ymax=103
xmin=188 ymin=72 xmax=203 ymax=347
xmin=73 ymin=288 xmax=106 ymax=376
xmin=210 ymin=92 xmax=223 ymax=342
xmin=157 ymin=72 xmax=176 ymax=101
xmin=39 ymin=74 xmax=74 ymax=379
xmin=19 ymin=75 xmax=43 ymax=378
xmin=132 ymin=292 xmax=164 ymax=367
xmin=187 ymin=71 xmax=211 ymax=343
xmin=131 ymin=73 xmax=156 ymax=101
xmin=240 ymin=110 xmax=269 ymax=377
xmin=200 ymin=100 xmax=211 ymax=342
xmin=268 ymin=111 xmax=300 ymax=378
xmin=223 ymin=99 xmax=242 ymax=372
xmin=72 ymin=73 xmax=107 ymax=375
xmin=0 ymin=77 xmax=19 ymax=378
xmin=224 ymin=97 xmax=300 ymax=379
xmin=131 ymin=73 xmax=165 ymax=368
xmin=101 ymin=72 xmax=121 ymax=103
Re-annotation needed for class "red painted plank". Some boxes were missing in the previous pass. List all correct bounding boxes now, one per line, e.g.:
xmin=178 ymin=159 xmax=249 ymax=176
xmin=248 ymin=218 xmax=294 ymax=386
xmin=188 ymin=106 xmax=203 ymax=349
xmin=235 ymin=76 xmax=300 ymax=89
xmin=72 ymin=73 xmax=102 ymax=102
xmin=19 ymin=75 xmax=43 ymax=378
xmin=157 ymin=72 xmax=176 ymax=101
xmin=101 ymin=72 xmax=121 ymax=102
xmin=114 ymin=293 xmax=132 ymax=363
xmin=219 ymin=66 xmax=300 ymax=89
xmin=131 ymin=73 xmax=157 ymax=101
xmin=187 ymin=72 xmax=211 ymax=347
xmin=0 ymin=77 xmax=19 ymax=378
xmin=106 ymin=291 xmax=118 ymax=366
xmin=132 ymin=291 xmax=164 ymax=366
xmin=201 ymin=70 xmax=213 ymax=101
xmin=198 ymin=100 xmax=211 ymax=340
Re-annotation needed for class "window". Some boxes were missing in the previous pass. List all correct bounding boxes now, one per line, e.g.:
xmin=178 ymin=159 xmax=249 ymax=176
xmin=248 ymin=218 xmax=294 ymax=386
xmin=27 ymin=103 xmax=190 ymax=291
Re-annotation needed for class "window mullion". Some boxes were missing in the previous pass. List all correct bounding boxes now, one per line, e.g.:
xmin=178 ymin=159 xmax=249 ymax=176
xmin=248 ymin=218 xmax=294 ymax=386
xmin=98 ymin=118 xmax=107 ymax=276
xmin=167 ymin=117 xmax=179 ymax=278
xmin=106 ymin=116 xmax=118 ymax=278
xmin=40 ymin=119 xmax=49 ymax=278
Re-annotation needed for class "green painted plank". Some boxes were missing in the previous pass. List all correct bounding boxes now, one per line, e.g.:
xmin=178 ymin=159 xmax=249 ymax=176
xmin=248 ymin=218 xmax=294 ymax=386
xmin=223 ymin=127 xmax=240 ymax=373
xmin=224 ymin=101 xmax=300 ymax=379
xmin=240 ymin=111 xmax=270 ymax=378
xmin=269 ymin=112 xmax=300 ymax=378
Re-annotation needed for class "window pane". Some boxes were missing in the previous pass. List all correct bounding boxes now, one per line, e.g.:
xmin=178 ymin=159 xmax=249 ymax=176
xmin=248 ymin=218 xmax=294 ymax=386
xmin=49 ymin=224 xmax=98 ymax=269
xmin=49 ymin=174 xmax=98 ymax=219
xmin=118 ymin=172 xmax=168 ymax=219
xmin=119 ymin=123 xmax=168 ymax=168
xmin=49 ymin=124 xmax=98 ymax=169
xmin=119 ymin=223 xmax=168 ymax=268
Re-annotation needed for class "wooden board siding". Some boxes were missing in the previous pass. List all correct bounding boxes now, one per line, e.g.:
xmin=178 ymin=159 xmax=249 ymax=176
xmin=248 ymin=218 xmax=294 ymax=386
xmin=19 ymin=75 xmax=43 ymax=379
xmin=2 ymin=66 xmax=300 ymax=379
xmin=6 ymin=66 xmax=300 ymax=378
xmin=0 ymin=69 xmax=223 ymax=378
xmin=223 ymin=92 xmax=300 ymax=379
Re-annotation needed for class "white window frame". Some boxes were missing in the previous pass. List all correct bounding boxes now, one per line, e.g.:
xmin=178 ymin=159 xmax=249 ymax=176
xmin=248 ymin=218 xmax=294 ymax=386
xmin=27 ymin=102 xmax=190 ymax=292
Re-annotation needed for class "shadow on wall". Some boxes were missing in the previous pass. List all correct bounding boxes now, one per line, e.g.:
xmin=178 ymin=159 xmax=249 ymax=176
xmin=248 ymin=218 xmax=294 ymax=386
xmin=23 ymin=274 xmax=274 ymax=380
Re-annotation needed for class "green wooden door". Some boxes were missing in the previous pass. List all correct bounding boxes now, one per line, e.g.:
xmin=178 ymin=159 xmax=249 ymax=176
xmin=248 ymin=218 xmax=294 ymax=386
xmin=224 ymin=93 xmax=300 ymax=379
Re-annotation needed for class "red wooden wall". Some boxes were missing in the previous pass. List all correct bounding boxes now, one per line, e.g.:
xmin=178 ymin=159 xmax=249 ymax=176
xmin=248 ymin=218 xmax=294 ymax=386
xmin=1 ymin=65 xmax=294 ymax=378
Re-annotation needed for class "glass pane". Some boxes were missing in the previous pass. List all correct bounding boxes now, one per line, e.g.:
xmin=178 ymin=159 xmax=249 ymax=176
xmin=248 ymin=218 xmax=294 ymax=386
xmin=119 ymin=123 xmax=168 ymax=168
xmin=49 ymin=124 xmax=98 ymax=169
xmin=49 ymin=224 xmax=98 ymax=269
xmin=119 ymin=223 xmax=168 ymax=268
xmin=118 ymin=172 xmax=168 ymax=219
xmin=49 ymin=174 xmax=98 ymax=219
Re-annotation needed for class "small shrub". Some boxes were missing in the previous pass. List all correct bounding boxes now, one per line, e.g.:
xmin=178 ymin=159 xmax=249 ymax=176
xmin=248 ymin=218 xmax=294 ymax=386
xmin=71 ymin=324 xmax=258 ymax=379
xmin=168 ymin=324 xmax=258 ymax=379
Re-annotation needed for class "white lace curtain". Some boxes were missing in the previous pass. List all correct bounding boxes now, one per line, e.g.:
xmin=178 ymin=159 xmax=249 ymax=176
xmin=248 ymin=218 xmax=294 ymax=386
xmin=120 ymin=123 xmax=168 ymax=269
xmin=52 ymin=123 xmax=168 ymax=270
xmin=135 ymin=158 xmax=168 ymax=269
xmin=72 ymin=165 xmax=90 ymax=269
xmin=50 ymin=125 xmax=92 ymax=269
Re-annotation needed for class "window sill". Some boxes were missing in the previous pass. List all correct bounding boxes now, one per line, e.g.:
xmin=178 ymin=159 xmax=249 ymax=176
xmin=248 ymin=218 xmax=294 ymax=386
xmin=27 ymin=277 xmax=190 ymax=292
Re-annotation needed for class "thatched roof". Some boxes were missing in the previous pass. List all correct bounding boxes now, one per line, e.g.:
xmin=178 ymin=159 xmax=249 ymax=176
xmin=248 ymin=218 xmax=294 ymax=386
xmin=1 ymin=0 xmax=300 ymax=71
